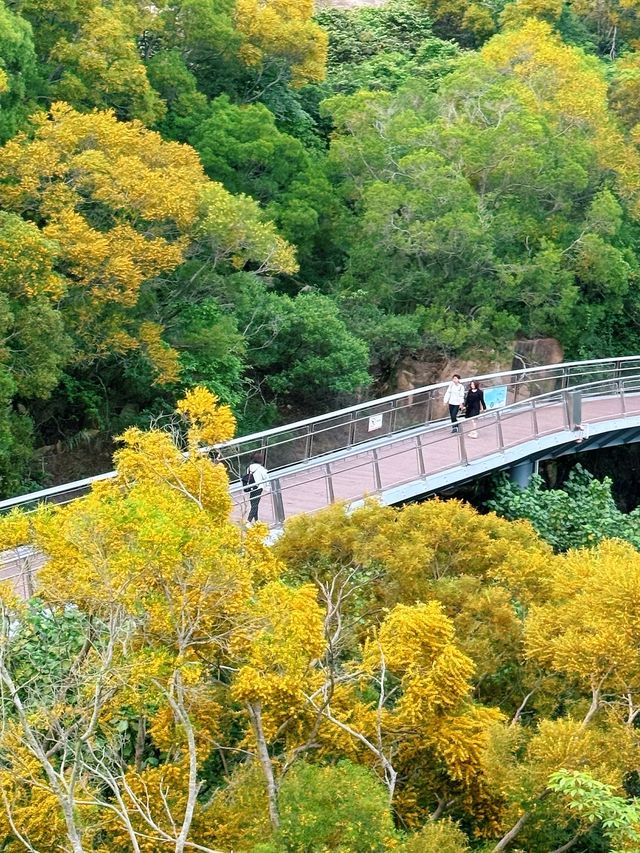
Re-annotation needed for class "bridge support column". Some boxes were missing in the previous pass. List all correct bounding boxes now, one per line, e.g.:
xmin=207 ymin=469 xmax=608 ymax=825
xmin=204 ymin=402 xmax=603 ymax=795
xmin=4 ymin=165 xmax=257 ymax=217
xmin=509 ymin=459 xmax=536 ymax=489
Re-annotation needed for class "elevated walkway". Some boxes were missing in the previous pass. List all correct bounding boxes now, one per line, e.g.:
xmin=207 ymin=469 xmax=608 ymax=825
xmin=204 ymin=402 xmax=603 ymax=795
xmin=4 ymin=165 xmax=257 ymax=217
xmin=214 ymin=356 xmax=640 ymax=525
xmin=2 ymin=357 xmax=640 ymax=539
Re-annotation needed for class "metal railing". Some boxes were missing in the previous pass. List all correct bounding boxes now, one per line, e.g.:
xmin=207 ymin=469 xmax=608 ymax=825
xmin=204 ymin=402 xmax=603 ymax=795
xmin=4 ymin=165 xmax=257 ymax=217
xmin=3 ymin=361 xmax=640 ymax=595
xmin=215 ymin=356 xmax=640 ymax=482
xmin=1 ymin=356 xmax=640 ymax=517
xmin=227 ymin=373 xmax=640 ymax=528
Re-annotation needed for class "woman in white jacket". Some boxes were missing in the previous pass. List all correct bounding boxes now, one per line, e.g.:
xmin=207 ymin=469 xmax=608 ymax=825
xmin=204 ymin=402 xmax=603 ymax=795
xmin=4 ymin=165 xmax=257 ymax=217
xmin=443 ymin=374 xmax=465 ymax=433
xmin=246 ymin=452 xmax=270 ymax=523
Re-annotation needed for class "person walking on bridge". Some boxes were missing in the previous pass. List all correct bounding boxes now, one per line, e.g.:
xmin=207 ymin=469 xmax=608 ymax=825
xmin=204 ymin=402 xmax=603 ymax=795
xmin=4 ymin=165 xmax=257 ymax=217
xmin=464 ymin=380 xmax=486 ymax=439
xmin=444 ymin=374 xmax=465 ymax=433
xmin=245 ymin=452 xmax=270 ymax=523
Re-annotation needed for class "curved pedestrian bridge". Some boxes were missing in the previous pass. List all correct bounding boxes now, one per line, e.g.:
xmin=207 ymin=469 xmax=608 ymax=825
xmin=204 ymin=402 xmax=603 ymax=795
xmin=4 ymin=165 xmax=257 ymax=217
xmin=2 ymin=356 xmax=640 ymax=553
xmin=219 ymin=356 xmax=640 ymax=527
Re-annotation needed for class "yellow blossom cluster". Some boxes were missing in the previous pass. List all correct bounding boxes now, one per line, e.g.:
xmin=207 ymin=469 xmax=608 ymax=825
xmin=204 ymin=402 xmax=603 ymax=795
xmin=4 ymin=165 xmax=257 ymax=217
xmin=235 ymin=0 xmax=328 ymax=86
xmin=0 ymin=103 xmax=297 ymax=381
xmin=176 ymin=385 xmax=237 ymax=447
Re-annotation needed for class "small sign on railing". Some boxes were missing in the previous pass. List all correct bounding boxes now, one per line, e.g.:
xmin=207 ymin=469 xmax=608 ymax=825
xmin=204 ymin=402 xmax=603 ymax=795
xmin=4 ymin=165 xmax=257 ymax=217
xmin=368 ymin=414 xmax=383 ymax=431
xmin=484 ymin=385 xmax=508 ymax=410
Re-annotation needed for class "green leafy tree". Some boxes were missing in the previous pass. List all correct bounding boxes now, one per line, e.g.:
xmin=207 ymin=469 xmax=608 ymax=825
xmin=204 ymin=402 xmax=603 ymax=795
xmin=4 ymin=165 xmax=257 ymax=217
xmin=146 ymin=49 xmax=211 ymax=140
xmin=319 ymin=0 xmax=438 ymax=65
xmin=323 ymin=22 xmax=640 ymax=371
xmin=151 ymin=0 xmax=242 ymax=102
xmin=189 ymin=94 xmax=341 ymax=272
xmin=190 ymin=95 xmax=309 ymax=199
xmin=0 ymin=213 xmax=72 ymax=491
xmin=549 ymin=770 xmax=640 ymax=850
xmin=254 ymin=762 xmax=397 ymax=852
xmin=487 ymin=466 xmax=640 ymax=552
xmin=317 ymin=0 xmax=460 ymax=94
xmin=169 ymin=298 xmax=247 ymax=412
xmin=0 ymin=0 xmax=38 ymax=143
xmin=231 ymin=282 xmax=371 ymax=407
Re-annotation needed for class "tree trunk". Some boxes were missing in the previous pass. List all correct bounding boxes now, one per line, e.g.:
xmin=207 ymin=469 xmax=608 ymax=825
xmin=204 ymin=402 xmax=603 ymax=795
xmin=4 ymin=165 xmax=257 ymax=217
xmin=491 ymin=811 xmax=530 ymax=852
xmin=550 ymin=834 xmax=580 ymax=853
xmin=134 ymin=716 xmax=146 ymax=773
xmin=247 ymin=702 xmax=280 ymax=831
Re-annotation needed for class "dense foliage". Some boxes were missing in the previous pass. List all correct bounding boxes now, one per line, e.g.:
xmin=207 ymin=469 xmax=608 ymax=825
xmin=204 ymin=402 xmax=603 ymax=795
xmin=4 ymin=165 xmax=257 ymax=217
xmin=1 ymin=394 xmax=640 ymax=850
xmin=488 ymin=465 xmax=640 ymax=551
xmin=4 ymin=0 xmax=640 ymax=848
xmin=2 ymin=0 xmax=640 ymax=490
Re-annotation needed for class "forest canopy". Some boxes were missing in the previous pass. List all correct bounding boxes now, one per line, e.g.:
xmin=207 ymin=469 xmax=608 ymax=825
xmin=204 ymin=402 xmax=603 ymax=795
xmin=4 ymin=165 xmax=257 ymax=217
xmin=4 ymin=0 xmax=640 ymax=849
xmin=2 ymin=0 xmax=640 ymax=495
xmin=0 ymin=392 xmax=638 ymax=851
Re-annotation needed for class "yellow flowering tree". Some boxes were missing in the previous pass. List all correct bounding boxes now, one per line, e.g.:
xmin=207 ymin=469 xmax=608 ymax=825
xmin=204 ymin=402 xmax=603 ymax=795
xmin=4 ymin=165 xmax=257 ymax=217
xmin=312 ymin=600 xmax=505 ymax=832
xmin=235 ymin=0 xmax=328 ymax=86
xmin=0 ymin=102 xmax=297 ymax=383
xmin=474 ymin=538 xmax=640 ymax=851
xmin=480 ymin=20 xmax=640 ymax=213
xmin=230 ymin=581 xmax=326 ymax=830
xmin=50 ymin=2 xmax=165 ymax=123
xmin=0 ymin=411 xmax=638 ymax=850
xmin=275 ymin=497 xmax=640 ymax=846
xmin=0 ymin=388 xmax=270 ymax=851
xmin=276 ymin=498 xmax=554 ymax=713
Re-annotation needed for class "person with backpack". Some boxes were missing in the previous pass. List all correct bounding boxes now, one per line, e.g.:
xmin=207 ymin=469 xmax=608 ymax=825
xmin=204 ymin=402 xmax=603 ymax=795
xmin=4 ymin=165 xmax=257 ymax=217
xmin=243 ymin=452 xmax=270 ymax=523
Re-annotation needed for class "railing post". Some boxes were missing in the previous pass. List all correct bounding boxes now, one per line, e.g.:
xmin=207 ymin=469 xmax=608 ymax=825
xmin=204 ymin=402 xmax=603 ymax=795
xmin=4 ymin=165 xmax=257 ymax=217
xmin=416 ymin=435 xmax=426 ymax=476
xmin=568 ymin=390 xmax=582 ymax=430
xmin=458 ymin=429 xmax=468 ymax=466
xmin=348 ymin=411 xmax=357 ymax=448
xmin=561 ymin=390 xmax=569 ymax=428
xmin=304 ymin=424 xmax=313 ymax=461
xmin=324 ymin=463 xmax=335 ymax=505
xmin=496 ymin=411 xmax=505 ymax=451
xmin=531 ymin=398 xmax=539 ymax=436
xmin=271 ymin=478 xmax=285 ymax=526
xmin=389 ymin=400 xmax=398 ymax=435
xmin=425 ymin=390 xmax=433 ymax=425
xmin=620 ymin=377 xmax=627 ymax=415
xmin=372 ymin=449 xmax=383 ymax=491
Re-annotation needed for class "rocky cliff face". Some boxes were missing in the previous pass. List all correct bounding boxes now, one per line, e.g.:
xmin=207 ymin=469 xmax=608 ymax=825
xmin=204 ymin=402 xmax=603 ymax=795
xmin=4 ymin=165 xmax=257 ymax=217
xmin=394 ymin=338 xmax=565 ymax=392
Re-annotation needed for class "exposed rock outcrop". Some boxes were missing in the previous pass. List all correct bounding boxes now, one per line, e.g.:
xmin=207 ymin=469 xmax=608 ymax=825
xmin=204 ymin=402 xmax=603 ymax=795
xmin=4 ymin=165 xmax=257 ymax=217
xmin=394 ymin=338 xmax=565 ymax=394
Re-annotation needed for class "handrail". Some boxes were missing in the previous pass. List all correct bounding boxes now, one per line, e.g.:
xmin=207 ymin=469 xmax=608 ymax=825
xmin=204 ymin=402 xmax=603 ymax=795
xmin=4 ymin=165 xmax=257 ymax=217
xmin=4 ymin=368 xmax=640 ymax=597
xmin=227 ymin=374 xmax=640 ymax=527
xmin=213 ymin=355 xmax=640 ymax=449
xmin=0 ymin=356 xmax=639 ymax=513
xmin=0 ymin=471 xmax=115 ymax=512
xmin=224 ymin=374 xmax=633 ymax=494
xmin=212 ymin=357 xmax=640 ymax=479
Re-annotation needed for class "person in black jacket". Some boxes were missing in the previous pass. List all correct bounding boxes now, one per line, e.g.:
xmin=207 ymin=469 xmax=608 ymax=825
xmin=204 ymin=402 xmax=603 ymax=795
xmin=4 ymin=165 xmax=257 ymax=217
xmin=464 ymin=380 xmax=486 ymax=438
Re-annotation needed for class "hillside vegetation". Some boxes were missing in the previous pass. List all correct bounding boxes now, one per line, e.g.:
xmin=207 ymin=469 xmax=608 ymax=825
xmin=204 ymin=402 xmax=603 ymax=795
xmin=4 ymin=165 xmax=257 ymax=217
xmin=2 ymin=0 xmax=640 ymax=491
